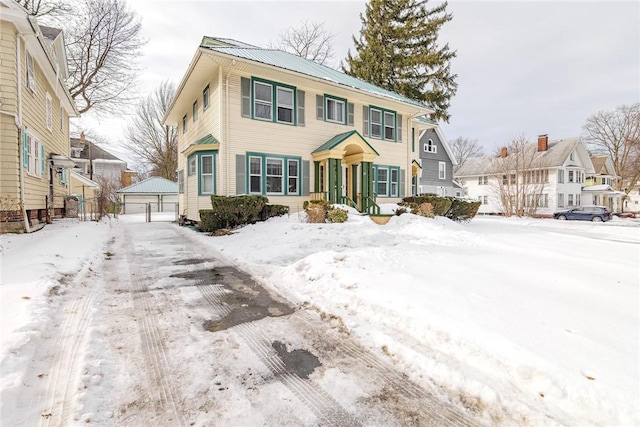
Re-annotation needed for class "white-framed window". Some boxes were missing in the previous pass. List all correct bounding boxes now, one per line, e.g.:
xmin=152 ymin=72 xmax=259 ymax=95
xmin=200 ymin=154 xmax=214 ymax=194
xmin=376 ymin=167 xmax=388 ymax=195
xmin=370 ymin=108 xmax=382 ymax=138
xmin=266 ymin=157 xmax=284 ymax=194
xmin=537 ymin=194 xmax=549 ymax=208
xmin=203 ymin=85 xmax=210 ymax=110
xmin=390 ymin=168 xmax=399 ymax=197
xmin=483 ymin=195 xmax=488 ymax=204
xmin=558 ymin=193 xmax=564 ymax=207
xmin=568 ymin=194 xmax=574 ymax=206
xmin=325 ymin=97 xmax=345 ymax=123
xmin=424 ymin=139 xmax=437 ymax=153
xmin=249 ymin=156 xmax=262 ymax=193
xmin=276 ymin=87 xmax=294 ymax=124
xmin=182 ymin=115 xmax=187 ymax=133
xmin=568 ymin=170 xmax=574 ymax=182
xmin=192 ymin=100 xmax=198 ymax=122
xmin=46 ymin=92 xmax=53 ymax=131
xmin=254 ymin=81 xmax=273 ymax=121
xmin=178 ymin=170 xmax=184 ymax=194
xmin=438 ymin=161 xmax=446 ymax=179
xmin=576 ymin=194 xmax=581 ymax=206
xmin=557 ymin=168 xmax=564 ymax=183
xmin=570 ymin=151 xmax=575 ymax=161
xmin=26 ymin=51 xmax=36 ymax=92
xmin=288 ymin=159 xmax=299 ymax=194
xmin=478 ymin=175 xmax=488 ymax=185
xmin=384 ymin=111 xmax=395 ymax=140
xmin=25 ymin=133 xmax=43 ymax=177
xmin=188 ymin=156 xmax=196 ymax=175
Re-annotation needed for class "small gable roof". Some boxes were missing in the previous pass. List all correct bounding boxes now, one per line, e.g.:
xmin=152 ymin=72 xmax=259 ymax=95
xmin=117 ymin=177 xmax=178 ymax=194
xmin=590 ymin=155 xmax=609 ymax=174
xmin=312 ymin=130 xmax=378 ymax=155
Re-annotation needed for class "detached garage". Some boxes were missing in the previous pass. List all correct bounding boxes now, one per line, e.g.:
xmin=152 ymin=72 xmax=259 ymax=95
xmin=118 ymin=177 xmax=178 ymax=214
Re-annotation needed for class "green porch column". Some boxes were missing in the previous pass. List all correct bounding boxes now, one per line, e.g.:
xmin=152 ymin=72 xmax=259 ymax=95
xmin=313 ymin=161 xmax=320 ymax=193
xmin=327 ymin=158 xmax=342 ymax=203
xmin=360 ymin=161 xmax=373 ymax=212
xmin=351 ymin=164 xmax=358 ymax=202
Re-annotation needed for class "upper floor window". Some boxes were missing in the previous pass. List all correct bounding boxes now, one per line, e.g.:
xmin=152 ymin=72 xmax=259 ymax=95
xmin=26 ymin=51 xmax=36 ymax=92
xmin=59 ymin=105 xmax=64 ymax=130
xmin=203 ymin=85 xmax=210 ymax=110
xmin=326 ymin=97 xmax=345 ymax=124
xmin=438 ymin=162 xmax=446 ymax=179
xmin=367 ymin=106 xmax=397 ymax=141
xmin=557 ymin=168 xmax=564 ymax=183
xmin=570 ymin=151 xmax=575 ymax=161
xmin=424 ymin=139 xmax=437 ymax=153
xmin=182 ymin=115 xmax=187 ymax=133
xmin=45 ymin=93 xmax=53 ymax=131
xmin=568 ymin=170 xmax=574 ymax=182
xmin=243 ymin=77 xmax=297 ymax=126
xmin=192 ymin=100 xmax=198 ymax=122
xmin=478 ymin=175 xmax=488 ymax=185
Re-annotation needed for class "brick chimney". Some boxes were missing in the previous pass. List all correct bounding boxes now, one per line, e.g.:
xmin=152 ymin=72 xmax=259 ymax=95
xmin=500 ymin=146 xmax=508 ymax=157
xmin=538 ymin=134 xmax=548 ymax=151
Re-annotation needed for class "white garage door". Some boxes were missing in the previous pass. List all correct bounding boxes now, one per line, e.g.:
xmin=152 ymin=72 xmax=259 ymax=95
xmin=123 ymin=195 xmax=157 ymax=214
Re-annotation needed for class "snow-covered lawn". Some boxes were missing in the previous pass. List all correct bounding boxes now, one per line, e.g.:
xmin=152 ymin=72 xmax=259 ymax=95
xmin=1 ymin=210 xmax=638 ymax=425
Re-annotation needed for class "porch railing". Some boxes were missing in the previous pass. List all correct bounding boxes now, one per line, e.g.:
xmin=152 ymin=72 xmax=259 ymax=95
xmin=340 ymin=195 xmax=359 ymax=211
xmin=310 ymin=192 xmax=327 ymax=201
xmin=362 ymin=196 xmax=381 ymax=215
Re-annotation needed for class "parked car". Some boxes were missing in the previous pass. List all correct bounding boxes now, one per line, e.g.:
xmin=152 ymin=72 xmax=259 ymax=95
xmin=553 ymin=206 xmax=612 ymax=222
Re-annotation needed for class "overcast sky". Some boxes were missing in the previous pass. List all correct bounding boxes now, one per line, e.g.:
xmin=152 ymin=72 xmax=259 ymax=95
xmin=80 ymin=0 xmax=640 ymax=160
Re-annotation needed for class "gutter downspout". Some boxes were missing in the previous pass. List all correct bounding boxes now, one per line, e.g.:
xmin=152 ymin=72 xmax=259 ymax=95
xmin=224 ymin=59 xmax=236 ymax=195
xmin=408 ymin=111 xmax=424 ymax=197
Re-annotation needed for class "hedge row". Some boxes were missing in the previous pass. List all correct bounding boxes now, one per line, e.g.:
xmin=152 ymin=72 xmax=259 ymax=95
xmin=199 ymin=195 xmax=289 ymax=232
xmin=401 ymin=196 xmax=481 ymax=222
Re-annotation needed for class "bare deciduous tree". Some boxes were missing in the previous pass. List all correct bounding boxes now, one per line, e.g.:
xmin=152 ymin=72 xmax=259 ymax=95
xmin=450 ymin=137 xmax=484 ymax=173
xmin=490 ymin=135 xmax=550 ymax=217
xmin=125 ymin=81 xmax=177 ymax=181
xmin=273 ymin=21 xmax=335 ymax=66
xmin=14 ymin=0 xmax=71 ymax=18
xmin=65 ymin=0 xmax=145 ymax=114
xmin=582 ymin=103 xmax=640 ymax=198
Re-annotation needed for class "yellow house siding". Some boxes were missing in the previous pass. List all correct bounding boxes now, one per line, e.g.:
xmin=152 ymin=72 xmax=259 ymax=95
xmin=0 ymin=115 xmax=20 ymax=201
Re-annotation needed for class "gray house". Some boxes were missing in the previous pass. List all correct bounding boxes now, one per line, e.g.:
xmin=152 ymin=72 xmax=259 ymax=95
xmin=416 ymin=126 xmax=458 ymax=196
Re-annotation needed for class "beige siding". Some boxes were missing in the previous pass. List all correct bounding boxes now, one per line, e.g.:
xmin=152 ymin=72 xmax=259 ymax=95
xmin=0 ymin=23 xmax=20 ymax=204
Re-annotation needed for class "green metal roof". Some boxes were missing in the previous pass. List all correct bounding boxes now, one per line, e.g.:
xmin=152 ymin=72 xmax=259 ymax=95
xmin=312 ymin=130 xmax=379 ymax=155
xmin=201 ymin=37 xmax=432 ymax=110
xmin=117 ymin=177 xmax=178 ymax=194
xmin=193 ymin=134 xmax=219 ymax=145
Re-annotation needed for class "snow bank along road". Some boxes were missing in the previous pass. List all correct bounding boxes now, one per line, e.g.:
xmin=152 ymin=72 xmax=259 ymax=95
xmin=2 ymin=220 xmax=486 ymax=426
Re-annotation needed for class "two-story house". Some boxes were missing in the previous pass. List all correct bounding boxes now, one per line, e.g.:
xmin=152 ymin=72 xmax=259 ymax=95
xmin=582 ymin=155 xmax=623 ymax=212
xmin=0 ymin=0 xmax=78 ymax=231
xmin=455 ymin=135 xmax=595 ymax=216
xmin=411 ymin=118 xmax=459 ymax=197
xmin=163 ymin=37 xmax=434 ymax=221
xmin=70 ymin=134 xmax=134 ymax=186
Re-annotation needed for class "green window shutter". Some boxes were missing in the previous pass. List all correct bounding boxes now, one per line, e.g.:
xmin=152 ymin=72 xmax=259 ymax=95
xmin=411 ymin=127 xmax=415 ymax=152
xmin=40 ymin=143 xmax=45 ymax=175
xmin=362 ymin=106 xmax=369 ymax=136
xmin=236 ymin=154 xmax=246 ymax=194
xmin=302 ymin=160 xmax=310 ymax=196
xmin=298 ymin=90 xmax=305 ymax=126
xmin=347 ymin=102 xmax=354 ymax=126
xmin=316 ymin=95 xmax=323 ymax=120
xmin=241 ymin=77 xmax=251 ymax=118
xmin=397 ymin=114 xmax=403 ymax=142
xmin=400 ymin=169 xmax=405 ymax=198
xmin=22 ymin=131 xmax=28 ymax=168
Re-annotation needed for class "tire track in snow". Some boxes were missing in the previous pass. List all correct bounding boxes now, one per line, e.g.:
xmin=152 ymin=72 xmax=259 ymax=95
xmin=121 ymin=230 xmax=187 ymax=427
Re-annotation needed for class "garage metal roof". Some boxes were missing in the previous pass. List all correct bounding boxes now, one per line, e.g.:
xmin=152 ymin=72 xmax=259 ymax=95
xmin=117 ymin=177 xmax=178 ymax=194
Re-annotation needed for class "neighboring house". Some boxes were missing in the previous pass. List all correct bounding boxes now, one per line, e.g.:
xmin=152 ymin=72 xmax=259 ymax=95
xmin=117 ymin=177 xmax=178 ymax=214
xmin=69 ymin=170 xmax=100 ymax=217
xmin=0 ymin=0 xmax=79 ymax=231
xmin=164 ymin=37 xmax=434 ymax=221
xmin=412 ymin=119 xmax=459 ymax=197
xmin=623 ymin=182 xmax=640 ymax=214
xmin=455 ymin=135 xmax=595 ymax=216
xmin=70 ymin=134 xmax=136 ymax=187
xmin=582 ymin=155 xmax=623 ymax=212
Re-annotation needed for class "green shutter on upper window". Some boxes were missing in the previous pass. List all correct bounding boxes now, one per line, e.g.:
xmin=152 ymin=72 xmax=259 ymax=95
xmin=302 ymin=160 xmax=310 ymax=196
xmin=347 ymin=103 xmax=354 ymax=126
xmin=22 ymin=131 xmax=28 ymax=168
xmin=241 ymin=77 xmax=251 ymax=118
xmin=362 ymin=106 xmax=369 ymax=136
xmin=297 ymin=90 xmax=305 ymax=126
xmin=316 ymin=95 xmax=323 ymax=120
xmin=40 ymin=143 xmax=45 ymax=175
xmin=397 ymin=114 xmax=402 ymax=142
xmin=236 ymin=154 xmax=246 ymax=194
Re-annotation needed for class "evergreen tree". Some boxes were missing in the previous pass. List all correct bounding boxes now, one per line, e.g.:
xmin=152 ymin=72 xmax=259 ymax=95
xmin=345 ymin=0 xmax=457 ymax=122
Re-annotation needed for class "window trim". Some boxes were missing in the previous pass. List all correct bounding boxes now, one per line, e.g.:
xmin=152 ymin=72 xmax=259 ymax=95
xmin=424 ymin=139 xmax=437 ymax=153
xmin=438 ymin=161 xmax=446 ymax=180
xmin=265 ymin=157 xmax=285 ymax=195
xmin=197 ymin=151 xmax=217 ymax=196
xmin=26 ymin=51 xmax=36 ymax=93
xmin=276 ymin=86 xmax=294 ymax=125
xmin=368 ymin=105 xmax=397 ymax=141
xmin=324 ymin=94 xmax=347 ymax=124
xmin=192 ymin=100 xmax=198 ymax=122
xmin=246 ymin=152 xmax=302 ymax=196
xmin=45 ymin=92 xmax=53 ymax=131
xmin=251 ymin=77 xmax=297 ymax=126
xmin=187 ymin=155 xmax=197 ymax=176
xmin=203 ymin=85 xmax=210 ymax=111
xmin=182 ymin=114 xmax=187 ymax=133
xmin=373 ymin=164 xmax=400 ymax=197
xmin=288 ymin=158 xmax=299 ymax=194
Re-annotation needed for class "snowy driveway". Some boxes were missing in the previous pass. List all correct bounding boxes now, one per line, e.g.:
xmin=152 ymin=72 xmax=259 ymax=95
xmin=3 ymin=220 xmax=481 ymax=426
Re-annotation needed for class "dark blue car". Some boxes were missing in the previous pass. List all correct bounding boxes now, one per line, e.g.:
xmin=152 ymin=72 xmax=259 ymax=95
xmin=553 ymin=206 xmax=612 ymax=222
